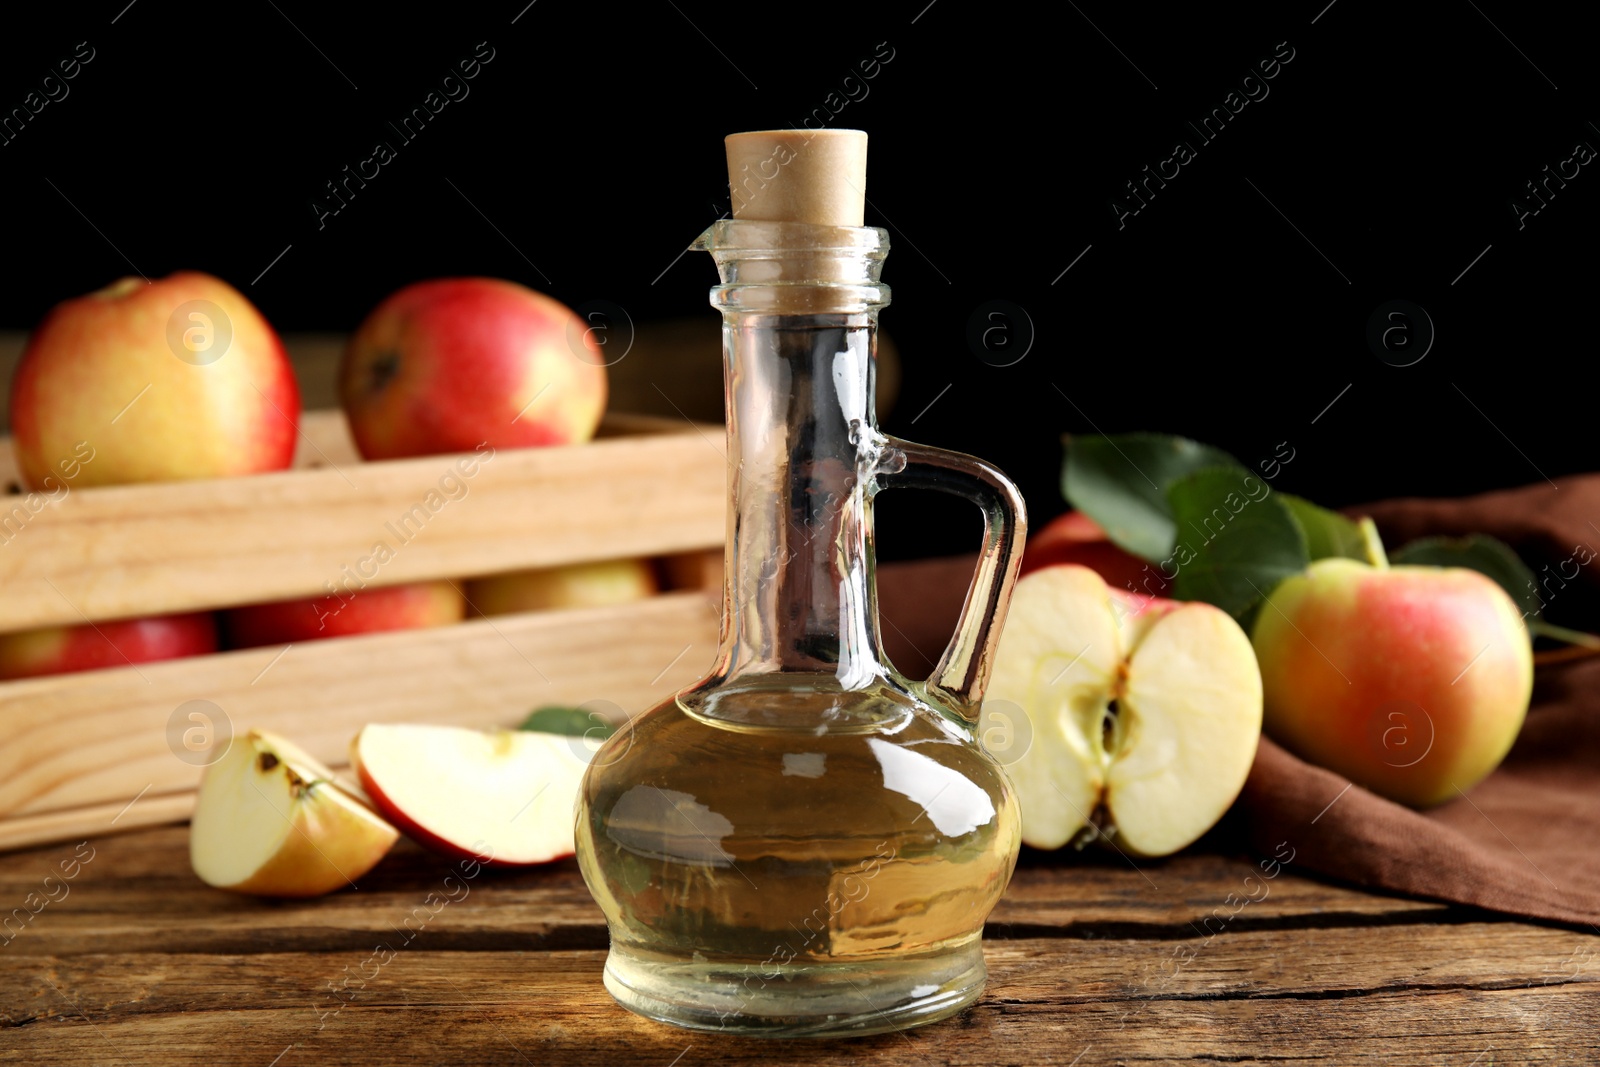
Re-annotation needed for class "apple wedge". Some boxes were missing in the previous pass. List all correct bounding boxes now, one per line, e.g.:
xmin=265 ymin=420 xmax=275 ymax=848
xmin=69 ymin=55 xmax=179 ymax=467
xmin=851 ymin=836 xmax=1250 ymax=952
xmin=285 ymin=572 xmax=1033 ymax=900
xmin=351 ymin=724 xmax=589 ymax=867
xmin=982 ymin=564 xmax=1263 ymax=857
xmin=190 ymin=730 xmax=399 ymax=896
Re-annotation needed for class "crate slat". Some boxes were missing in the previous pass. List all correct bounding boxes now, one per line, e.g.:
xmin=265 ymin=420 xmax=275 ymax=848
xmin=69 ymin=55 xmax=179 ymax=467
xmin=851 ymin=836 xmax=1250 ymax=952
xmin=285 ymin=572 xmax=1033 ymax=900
xmin=0 ymin=590 xmax=723 ymax=846
xmin=0 ymin=411 xmax=725 ymax=632
xmin=0 ymin=791 xmax=197 ymax=853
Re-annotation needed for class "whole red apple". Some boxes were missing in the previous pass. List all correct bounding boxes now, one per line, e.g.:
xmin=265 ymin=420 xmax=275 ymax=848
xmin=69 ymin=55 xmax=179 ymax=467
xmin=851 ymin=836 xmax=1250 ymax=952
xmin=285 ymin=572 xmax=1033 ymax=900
xmin=1251 ymin=558 xmax=1533 ymax=808
xmin=10 ymin=272 xmax=299 ymax=488
xmin=1022 ymin=511 xmax=1170 ymax=596
xmin=0 ymin=612 xmax=217 ymax=679
xmin=223 ymin=581 xmax=465 ymax=648
xmin=340 ymin=279 xmax=607 ymax=460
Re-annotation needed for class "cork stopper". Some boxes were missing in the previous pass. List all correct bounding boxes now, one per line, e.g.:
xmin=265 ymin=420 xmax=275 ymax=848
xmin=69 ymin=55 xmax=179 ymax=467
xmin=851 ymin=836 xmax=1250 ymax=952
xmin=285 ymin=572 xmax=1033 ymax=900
xmin=725 ymin=129 xmax=867 ymax=227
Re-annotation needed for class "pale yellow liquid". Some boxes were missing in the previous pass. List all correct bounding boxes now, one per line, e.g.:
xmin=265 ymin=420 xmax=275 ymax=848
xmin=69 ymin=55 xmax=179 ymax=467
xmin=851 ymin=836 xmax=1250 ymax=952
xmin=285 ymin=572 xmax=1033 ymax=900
xmin=576 ymin=677 xmax=1020 ymax=1036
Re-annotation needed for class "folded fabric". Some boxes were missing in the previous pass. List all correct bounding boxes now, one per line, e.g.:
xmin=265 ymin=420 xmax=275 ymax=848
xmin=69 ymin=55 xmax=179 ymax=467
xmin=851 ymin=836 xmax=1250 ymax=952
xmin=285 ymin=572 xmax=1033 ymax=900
xmin=877 ymin=477 xmax=1600 ymax=926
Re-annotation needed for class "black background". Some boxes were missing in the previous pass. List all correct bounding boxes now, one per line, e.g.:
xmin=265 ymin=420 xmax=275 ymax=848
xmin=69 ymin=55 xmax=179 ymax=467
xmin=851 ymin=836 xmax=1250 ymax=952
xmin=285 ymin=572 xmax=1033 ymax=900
xmin=1 ymin=1 xmax=1593 ymax=560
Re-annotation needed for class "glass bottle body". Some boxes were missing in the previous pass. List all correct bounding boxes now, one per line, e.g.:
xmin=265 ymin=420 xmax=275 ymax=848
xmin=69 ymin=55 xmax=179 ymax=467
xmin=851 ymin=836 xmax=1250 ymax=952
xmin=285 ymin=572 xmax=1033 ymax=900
xmin=576 ymin=222 xmax=1025 ymax=1037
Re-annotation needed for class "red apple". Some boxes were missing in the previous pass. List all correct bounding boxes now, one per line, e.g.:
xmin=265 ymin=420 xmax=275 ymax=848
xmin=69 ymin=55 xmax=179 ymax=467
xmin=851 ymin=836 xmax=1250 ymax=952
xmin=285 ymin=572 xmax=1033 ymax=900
xmin=0 ymin=612 xmax=217 ymax=679
xmin=223 ymin=581 xmax=464 ymax=648
xmin=1022 ymin=511 xmax=1169 ymax=596
xmin=351 ymin=723 xmax=589 ymax=867
xmin=466 ymin=559 xmax=658 ymax=617
xmin=340 ymin=279 xmax=607 ymax=460
xmin=10 ymin=272 xmax=299 ymax=488
xmin=1251 ymin=558 xmax=1534 ymax=808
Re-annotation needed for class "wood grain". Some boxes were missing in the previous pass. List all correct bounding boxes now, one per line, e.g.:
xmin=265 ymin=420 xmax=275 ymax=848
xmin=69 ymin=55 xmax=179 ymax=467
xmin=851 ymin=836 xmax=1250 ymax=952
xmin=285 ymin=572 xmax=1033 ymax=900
xmin=0 ymin=410 xmax=725 ymax=632
xmin=1 ymin=942 xmax=1593 ymax=1064
xmin=0 ymin=828 xmax=1447 ymax=957
xmin=0 ymin=591 xmax=722 ymax=840
xmin=2 ymin=825 xmax=1593 ymax=1064
xmin=0 ymin=792 xmax=196 ymax=853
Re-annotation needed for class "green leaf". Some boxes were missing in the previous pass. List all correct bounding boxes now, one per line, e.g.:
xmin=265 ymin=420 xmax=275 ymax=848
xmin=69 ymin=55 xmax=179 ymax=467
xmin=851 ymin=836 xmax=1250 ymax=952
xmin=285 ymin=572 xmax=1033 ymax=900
xmin=1280 ymin=495 xmax=1386 ymax=564
xmin=1062 ymin=434 xmax=1246 ymax=561
xmin=1166 ymin=468 xmax=1310 ymax=620
xmin=519 ymin=705 xmax=616 ymax=739
xmin=1390 ymin=535 xmax=1540 ymax=619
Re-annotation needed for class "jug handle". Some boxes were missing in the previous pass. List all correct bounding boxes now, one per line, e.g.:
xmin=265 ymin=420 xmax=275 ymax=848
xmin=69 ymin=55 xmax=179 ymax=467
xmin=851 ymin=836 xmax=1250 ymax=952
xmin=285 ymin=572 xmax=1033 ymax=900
xmin=878 ymin=438 xmax=1028 ymax=724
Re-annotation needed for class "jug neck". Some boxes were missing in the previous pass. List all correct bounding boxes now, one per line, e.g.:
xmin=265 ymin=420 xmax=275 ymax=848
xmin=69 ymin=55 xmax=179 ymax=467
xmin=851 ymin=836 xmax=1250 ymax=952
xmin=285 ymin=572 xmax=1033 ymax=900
xmin=694 ymin=221 xmax=896 ymax=687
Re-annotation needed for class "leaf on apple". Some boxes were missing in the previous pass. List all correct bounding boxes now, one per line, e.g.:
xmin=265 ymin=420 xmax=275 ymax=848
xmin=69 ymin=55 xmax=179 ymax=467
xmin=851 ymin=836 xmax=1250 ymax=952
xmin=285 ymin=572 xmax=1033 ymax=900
xmin=1390 ymin=535 xmax=1541 ymax=619
xmin=519 ymin=705 xmax=616 ymax=739
xmin=1281 ymin=495 xmax=1386 ymax=565
xmin=1166 ymin=468 xmax=1309 ymax=621
xmin=1062 ymin=433 xmax=1245 ymax=561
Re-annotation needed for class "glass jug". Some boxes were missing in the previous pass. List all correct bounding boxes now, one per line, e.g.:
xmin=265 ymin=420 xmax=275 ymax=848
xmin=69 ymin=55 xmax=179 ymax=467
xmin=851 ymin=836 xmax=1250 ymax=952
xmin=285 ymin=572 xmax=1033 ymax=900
xmin=576 ymin=137 xmax=1027 ymax=1038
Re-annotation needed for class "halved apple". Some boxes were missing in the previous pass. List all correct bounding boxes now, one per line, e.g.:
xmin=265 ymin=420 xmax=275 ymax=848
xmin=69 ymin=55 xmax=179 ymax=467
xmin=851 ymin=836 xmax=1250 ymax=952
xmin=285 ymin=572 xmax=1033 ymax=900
xmin=982 ymin=565 xmax=1262 ymax=857
xmin=351 ymin=724 xmax=589 ymax=867
xmin=190 ymin=730 xmax=399 ymax=896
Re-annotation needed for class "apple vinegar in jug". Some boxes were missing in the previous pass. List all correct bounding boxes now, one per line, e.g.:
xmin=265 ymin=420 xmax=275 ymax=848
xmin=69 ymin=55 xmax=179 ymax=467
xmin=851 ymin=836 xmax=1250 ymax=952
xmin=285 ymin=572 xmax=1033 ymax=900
xmin=575 ymin=129 xmax=1027 ymax=1037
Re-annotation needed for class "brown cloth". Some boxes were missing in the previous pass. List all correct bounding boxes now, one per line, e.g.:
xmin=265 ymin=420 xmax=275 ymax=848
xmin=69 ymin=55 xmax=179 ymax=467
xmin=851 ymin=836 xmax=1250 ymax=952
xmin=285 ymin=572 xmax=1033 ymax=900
xmin=877 ymin=476 xmax=1600 ymax=927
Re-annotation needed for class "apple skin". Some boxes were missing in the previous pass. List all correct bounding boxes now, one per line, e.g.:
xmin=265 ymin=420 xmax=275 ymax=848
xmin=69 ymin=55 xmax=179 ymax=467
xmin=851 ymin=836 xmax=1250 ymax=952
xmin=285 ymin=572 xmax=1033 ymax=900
xmin=222 ymin=581 xmax=464 ymax=648
xmin=349 ymin=725 xmax=582 ymax=869
xmin=466 ymin=559 xmax=658 ymax=616
xmin=1251 ymin=558 xmax=1533 ymax=808
xmin=1022 ymin=511 xmax=1170 ymax=596
xmin=0 ymin=612 xmax=217 ymax=679
xmin=1106 ymin=585 xmax=1182 ymax=646
xmin=340 ymin=278 xmax=607 ymax=461
xmin=10 ymin=272 xmax=300 ymax=489
xmin=349 ymin=753 xmax=526 ymax=870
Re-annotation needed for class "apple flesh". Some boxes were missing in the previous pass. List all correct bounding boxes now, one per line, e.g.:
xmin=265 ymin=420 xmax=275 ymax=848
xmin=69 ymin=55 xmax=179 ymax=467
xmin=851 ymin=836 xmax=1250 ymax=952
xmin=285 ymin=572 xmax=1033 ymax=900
xmin=340 ymin=278 xmax=607 ymax=461
xmin=0 ymin=612 xmax=217 ymax=680
xmin=352 ymin=723 xmax=590 ymax=867
xmin=1251 ymin=558 xmax=1533 ymax=808
xmin=223 ymin=581 xmax=464 ymax=648
xmin=11 ymin=271 xmax=299 ymax=488
xmin=1022 ymin=511 xmax=1170 ymax=596
xmin=466 ymin=559 xmax=658 ymax=616
xmin=982 ymin=564 xmax=1263 ymax=857
xmin=190 ymin=729 xmax=398 ymax=897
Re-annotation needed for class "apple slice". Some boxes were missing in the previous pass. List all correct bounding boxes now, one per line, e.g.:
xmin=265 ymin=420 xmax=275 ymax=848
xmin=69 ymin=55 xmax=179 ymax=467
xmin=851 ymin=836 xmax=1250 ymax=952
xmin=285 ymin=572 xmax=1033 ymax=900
xmin=982 ymin=564 xmax=1263 ymax=857
xmin=190 ymin=730 xmax=399 ymax=896
xmin=351 ymin=724 xmax=589 ymax=867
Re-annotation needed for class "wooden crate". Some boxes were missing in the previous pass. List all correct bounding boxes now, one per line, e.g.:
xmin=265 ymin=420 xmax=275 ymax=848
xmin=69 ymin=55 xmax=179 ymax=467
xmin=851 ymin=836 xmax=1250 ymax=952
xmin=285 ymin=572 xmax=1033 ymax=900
xmin=0 ymin=411 xmax=727 ymax=852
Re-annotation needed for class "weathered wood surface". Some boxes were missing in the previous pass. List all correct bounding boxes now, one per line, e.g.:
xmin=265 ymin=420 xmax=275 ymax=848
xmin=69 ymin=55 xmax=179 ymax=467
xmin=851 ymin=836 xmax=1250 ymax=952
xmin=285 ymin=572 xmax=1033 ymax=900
xmin=2 ymin=826 xmax=1593 ymax=1065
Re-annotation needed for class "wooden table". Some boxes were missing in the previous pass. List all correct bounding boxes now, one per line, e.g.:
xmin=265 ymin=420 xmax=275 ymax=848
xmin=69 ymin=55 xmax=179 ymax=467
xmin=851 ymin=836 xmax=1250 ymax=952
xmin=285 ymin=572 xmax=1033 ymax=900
xmin=3 ymin=825 xmax=1595 ymax=1064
